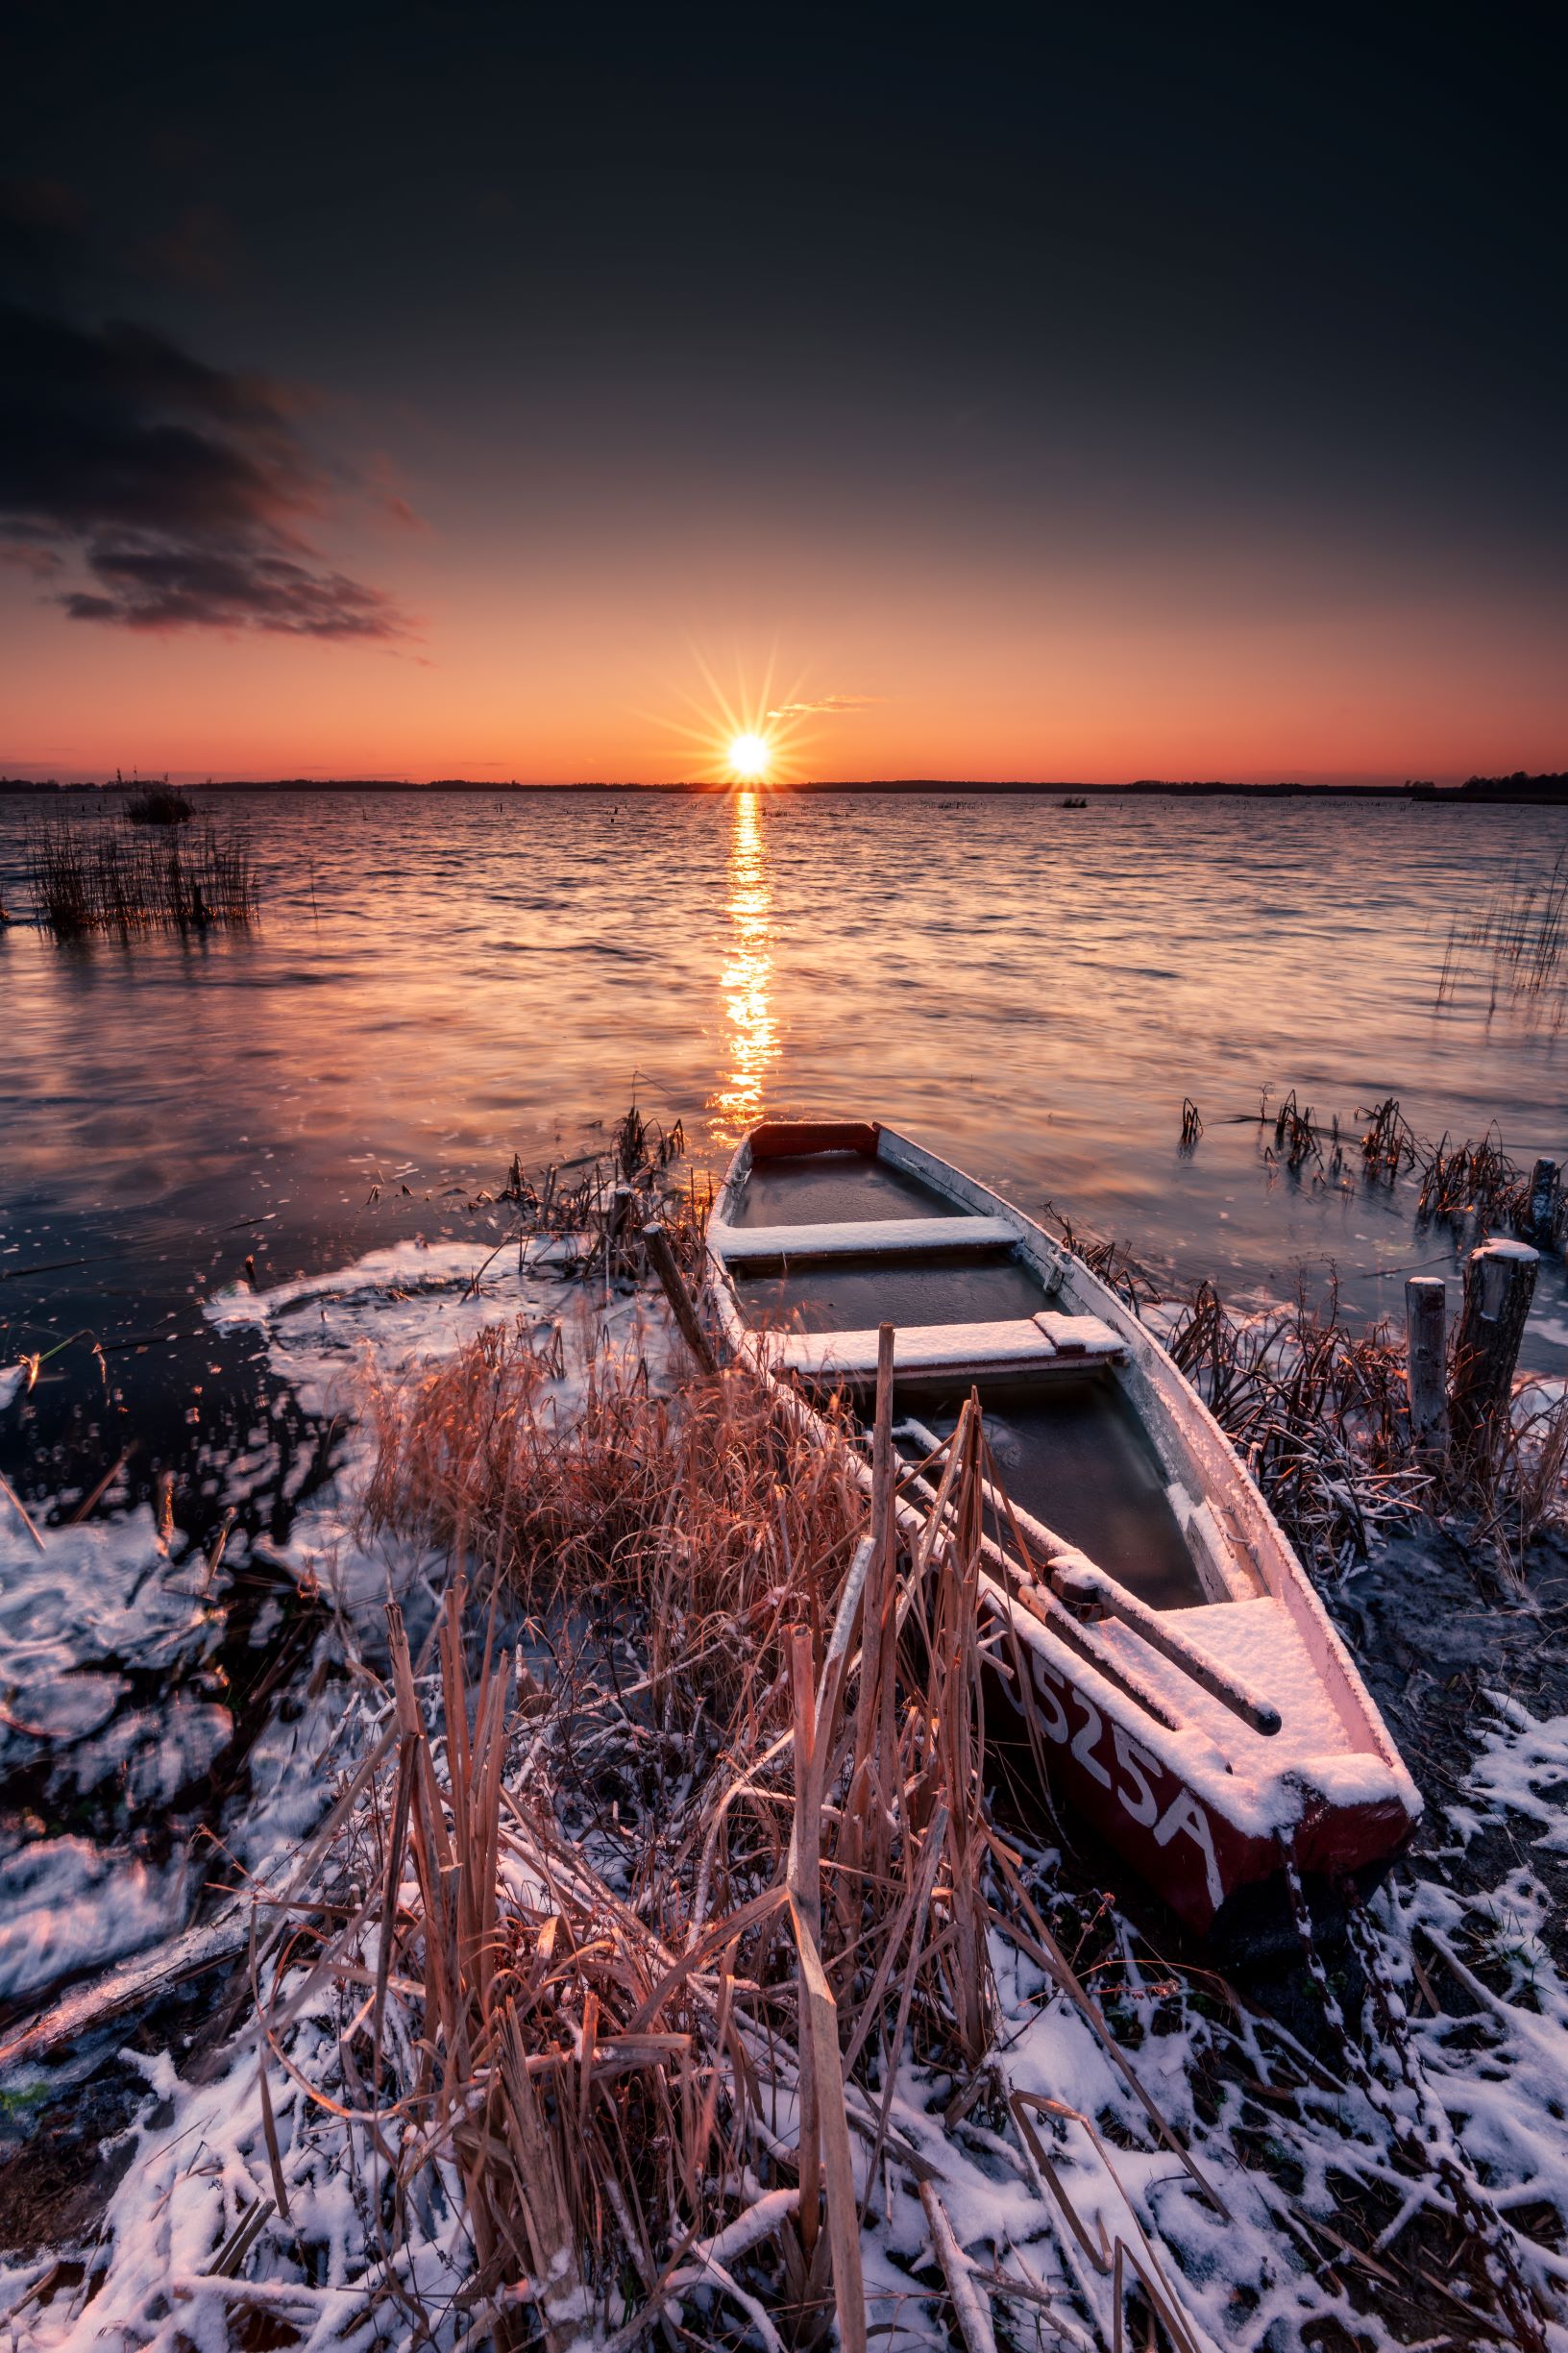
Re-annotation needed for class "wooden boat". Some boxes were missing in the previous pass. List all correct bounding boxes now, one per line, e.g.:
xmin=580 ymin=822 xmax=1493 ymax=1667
xmin=703 ymin=1118 xmax=1421 ymax=1957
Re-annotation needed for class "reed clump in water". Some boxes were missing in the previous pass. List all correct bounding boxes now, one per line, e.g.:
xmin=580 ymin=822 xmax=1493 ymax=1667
xmin=1165 ymin=1277 xmax=1427 ymax=1573
xmin=1414 ymin=1125 xmax=1529 ymax=1235
xmin=124 ymin=784 xmax=193 ymax=824
xmin=26 ymin=817 xmax=259 ymax=938
xmin=498 ymin=1106 xmax=709 ymax=1286
xmin=1435 ymin=847 xmax=1568 ymax=1022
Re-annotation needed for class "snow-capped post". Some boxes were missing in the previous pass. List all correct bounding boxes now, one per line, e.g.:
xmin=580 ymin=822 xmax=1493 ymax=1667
xmin=605 ymin=1181 xmax=637 ymax=1274
xmin=643 ymin=1221 xmax=718 ymax=1373
xmin=1527 ymin=1157 xmax=1560 ymax=1249
xmin=1404 ymin=1276 xmax=1449 ymax=1459
xmin=1451 ymin=1238 xmax=1538 ymax=1460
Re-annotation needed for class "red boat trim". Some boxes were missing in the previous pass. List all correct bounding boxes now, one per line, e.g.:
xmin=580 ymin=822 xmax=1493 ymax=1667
xmin=747 ymin=1120 xmax=881 ymax=1161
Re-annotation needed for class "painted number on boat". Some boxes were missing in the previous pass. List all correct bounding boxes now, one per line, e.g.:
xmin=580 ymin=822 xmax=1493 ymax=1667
xmin=1032 ymin=1654 xmax=1223 ymax=1912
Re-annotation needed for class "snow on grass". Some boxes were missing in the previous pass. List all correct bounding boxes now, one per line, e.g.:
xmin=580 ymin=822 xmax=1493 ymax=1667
xmin=18 ymin=1709 xmax=1567 ymax=2353
xmin=5 ymin=1252 xmax=1567 ymax=2349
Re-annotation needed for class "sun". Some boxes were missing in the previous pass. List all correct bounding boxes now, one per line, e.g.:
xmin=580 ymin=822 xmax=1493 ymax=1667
xmin=647 ymin=655 xmax=811 ymax=783
xmin=728 ymin=732 xmax=771 ymax=781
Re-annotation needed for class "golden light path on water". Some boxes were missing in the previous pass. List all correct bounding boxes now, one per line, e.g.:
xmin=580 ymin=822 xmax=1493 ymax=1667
xmin=709 ymin=787 xmax=776 ymax=1142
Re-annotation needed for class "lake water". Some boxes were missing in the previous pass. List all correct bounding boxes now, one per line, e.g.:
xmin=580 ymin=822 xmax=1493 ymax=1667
xmin=3 ymin=785 xmax=1567 ymax=1512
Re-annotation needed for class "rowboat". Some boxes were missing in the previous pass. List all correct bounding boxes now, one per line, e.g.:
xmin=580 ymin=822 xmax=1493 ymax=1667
xmin=703 ymin=1118 xmax=1421 ymax=1957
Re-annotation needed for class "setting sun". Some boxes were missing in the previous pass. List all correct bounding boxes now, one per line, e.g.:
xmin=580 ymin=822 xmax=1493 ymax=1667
xmin=728 ymin=732 xmax=771 ymax=780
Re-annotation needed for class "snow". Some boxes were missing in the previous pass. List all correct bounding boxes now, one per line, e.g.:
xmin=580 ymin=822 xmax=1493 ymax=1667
xmin=3 ymin=1239 xmax=1566 ymax=2351
xmin=770 ymin=1318 xmax=1062 ymax=1377
xmin=711 ymin=1213 xmax=1017 ymax=1259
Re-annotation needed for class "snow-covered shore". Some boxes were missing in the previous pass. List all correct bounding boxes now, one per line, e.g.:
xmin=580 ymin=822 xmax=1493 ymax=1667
xmin=1 ymin=1240 xmax=1566 ymax=2351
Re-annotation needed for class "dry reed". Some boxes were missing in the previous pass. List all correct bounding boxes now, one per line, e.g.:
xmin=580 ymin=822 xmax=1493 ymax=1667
xmin=1435 ymin=847 xmax=1568 ymax=1021
xmin=265 ymin=1321 xmax=1235 ymax=2350
xmin=1164 ymin=1278 xmax=1428 ymax=1573
xmin=26 ymin=816 xmax=258 ymax=937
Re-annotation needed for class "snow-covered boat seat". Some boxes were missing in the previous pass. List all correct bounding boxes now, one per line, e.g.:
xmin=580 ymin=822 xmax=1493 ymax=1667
xmin=770 ymin=1318 xmax=1063 ymax=1379
xmin=1033 ymin=1311 xmax=1126 ymax=1359
xmin=711 ymin=1214 xmax=1017 ymax=1261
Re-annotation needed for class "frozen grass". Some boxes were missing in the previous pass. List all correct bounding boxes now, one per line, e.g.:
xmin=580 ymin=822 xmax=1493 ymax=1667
xmin=12 ymin=1327 xmax=1563 ymax=2351
xmin=7 ymin=1121 xmax=1568 ymax=2348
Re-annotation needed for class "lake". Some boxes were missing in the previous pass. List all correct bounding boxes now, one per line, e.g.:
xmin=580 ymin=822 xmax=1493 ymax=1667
xmin=3 ymin=785 xmax=1567 ymax=1514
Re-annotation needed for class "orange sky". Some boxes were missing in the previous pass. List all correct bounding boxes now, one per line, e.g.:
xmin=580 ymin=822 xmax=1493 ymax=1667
xmin=5 ymin=521 xmax=1566 ymax=786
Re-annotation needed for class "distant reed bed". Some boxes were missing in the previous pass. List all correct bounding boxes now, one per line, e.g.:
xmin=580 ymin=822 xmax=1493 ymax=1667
xmin=26 ymin=816 xmax=259 ymax=938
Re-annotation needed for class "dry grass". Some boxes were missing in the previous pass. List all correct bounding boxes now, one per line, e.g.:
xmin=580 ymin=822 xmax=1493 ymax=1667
xmin=216 ymin=1112 xmax=1566 ymax=2348
xmin=1414 ymin=1125 xmax=1528 ymax=1235
xmin=1164 ymin=1278 xmax=1429 ymax=1574
xmin=282 ymin=1326 xmax=1243 ymax=2350
xmin=265 ymin=1328 xmax=1559 ymax=2351
xmin=26 ymin=816 xmax=258 ymax=937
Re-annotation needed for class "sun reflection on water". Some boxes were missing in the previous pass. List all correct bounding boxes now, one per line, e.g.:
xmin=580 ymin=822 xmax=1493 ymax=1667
xmin=709 ymin=789 xmax=776 ymax=1142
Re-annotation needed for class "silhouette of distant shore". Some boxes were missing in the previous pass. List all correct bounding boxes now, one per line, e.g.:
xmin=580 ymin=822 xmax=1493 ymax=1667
xmin=3 ymin=772 xmax=1565 ymax=803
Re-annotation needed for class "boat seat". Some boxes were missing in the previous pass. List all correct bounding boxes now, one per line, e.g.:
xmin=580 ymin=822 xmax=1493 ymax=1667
xmin=1034 ymin=1311 xmax=1124 ymax=1359
xmin=712 ymin=1214 xmax=1017 ymax=1261
xmin=765 ymin=1317 xmax=1061 ymax=1380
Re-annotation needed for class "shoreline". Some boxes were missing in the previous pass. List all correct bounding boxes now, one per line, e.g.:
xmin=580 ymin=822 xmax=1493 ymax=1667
xmin=5 ymin=776 xmax=1567 ymax=803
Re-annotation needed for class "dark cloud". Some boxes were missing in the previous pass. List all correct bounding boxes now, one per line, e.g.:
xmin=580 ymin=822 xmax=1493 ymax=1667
xmin=60 ymin=544 xmax=399 ymax=636
xmin=0 ymin=190 xmax=405 ymax=639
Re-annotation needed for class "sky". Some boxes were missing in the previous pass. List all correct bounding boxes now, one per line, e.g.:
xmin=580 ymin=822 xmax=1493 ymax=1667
xmin=2 ymin=0 xmax=1565 ymax=785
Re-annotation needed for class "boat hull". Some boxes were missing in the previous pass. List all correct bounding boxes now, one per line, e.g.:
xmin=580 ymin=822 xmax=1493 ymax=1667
xmin=704 ymin=1117 xmax=1421 ymax=1955
xmin=982 ymin=1599 xmax=1411 ymax=1956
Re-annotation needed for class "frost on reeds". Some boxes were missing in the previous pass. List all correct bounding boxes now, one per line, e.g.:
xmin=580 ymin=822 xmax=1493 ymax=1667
xmin=220 ymin=1342 xmax=1236 ymax=2351
xmin=1047 ymin=1196 xmax=1568 ymax=1584
xmin=25 ymin=817 xmax=259 ymax=938
xmin=31 ymin=1321 xmax=1566 ymax=2348
xmin=1164 ymin=1279 xmax=1428 ymax=1575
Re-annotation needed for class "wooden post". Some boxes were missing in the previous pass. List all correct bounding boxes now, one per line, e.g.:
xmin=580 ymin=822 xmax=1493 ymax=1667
xmin=1451 ymin=1239 xmax=1537 ymax=1458
xmin=642 ymin=1222 xmax=718 ymax=1374
xmin=1528 ymin=1158 xmax=1561 ymax=1250
xmin=1405 ymin=1276 xmax=1448 ymax=1459
xmin=603 ymin=1183 xmax=636 ymax=1284
xmin=606 ymin=1183 xmax=635 ymax=1239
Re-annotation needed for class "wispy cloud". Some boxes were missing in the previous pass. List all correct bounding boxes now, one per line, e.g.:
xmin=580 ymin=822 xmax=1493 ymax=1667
xmin=766 ymin=694 xmax=881 ymax=720
xmin=0 ymin=184 xmax=409 ymax=640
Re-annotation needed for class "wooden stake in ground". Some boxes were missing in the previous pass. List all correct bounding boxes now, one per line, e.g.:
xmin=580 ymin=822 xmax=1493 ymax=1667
xmin=643 ymin=1222 xmax=718 ymax=1373
xmin=1404 ymin=1275 xmax=1448 ymax=1460
xmin=1451 ymin=1239 xmax=1538 ymax=1460
xmin=1528 ymin=1158 xmax=1561 ymax=1249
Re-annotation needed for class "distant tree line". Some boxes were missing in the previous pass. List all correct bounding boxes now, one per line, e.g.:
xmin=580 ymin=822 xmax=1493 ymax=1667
xmin=1453 ymin=772 xmax=1568 ymax=803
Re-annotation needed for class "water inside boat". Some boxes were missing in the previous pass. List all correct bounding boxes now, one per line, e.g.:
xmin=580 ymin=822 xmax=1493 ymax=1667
xmin=726 ymin=1140 xmax=1207 ymax=1613
xmin=897 ymin=1375 xmax=1208 ymax=1612
xmin=733 ymin=1246 xmax=1049 ymax=1331
xmin=730 ymin=1150 xmax=963 ymax=1227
